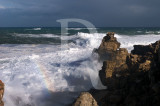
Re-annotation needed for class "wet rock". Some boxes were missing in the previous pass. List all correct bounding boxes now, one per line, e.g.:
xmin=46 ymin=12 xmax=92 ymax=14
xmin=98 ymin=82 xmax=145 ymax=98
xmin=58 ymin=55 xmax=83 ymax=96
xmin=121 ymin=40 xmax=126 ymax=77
xmin=73 ymin=92 xmax=98 ymax=106
xmin=0 ymin=80 xmax=4 ymax=106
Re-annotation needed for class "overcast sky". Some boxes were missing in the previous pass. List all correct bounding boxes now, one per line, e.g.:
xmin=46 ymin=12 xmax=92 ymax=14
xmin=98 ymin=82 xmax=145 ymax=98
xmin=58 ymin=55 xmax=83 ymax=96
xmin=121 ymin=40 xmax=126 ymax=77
xmin=0 ymin=0 xmax=160 ymax=27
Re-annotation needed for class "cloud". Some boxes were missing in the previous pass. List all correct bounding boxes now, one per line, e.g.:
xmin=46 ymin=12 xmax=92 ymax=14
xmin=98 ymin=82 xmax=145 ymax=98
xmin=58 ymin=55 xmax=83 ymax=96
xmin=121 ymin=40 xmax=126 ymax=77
xmin=128 ymin=5 xmax=147 ymax=14
xmin=0 ymin=5 xmax=6 ymax=9
xmin=0 ymin=0 xmax=160 ymax=27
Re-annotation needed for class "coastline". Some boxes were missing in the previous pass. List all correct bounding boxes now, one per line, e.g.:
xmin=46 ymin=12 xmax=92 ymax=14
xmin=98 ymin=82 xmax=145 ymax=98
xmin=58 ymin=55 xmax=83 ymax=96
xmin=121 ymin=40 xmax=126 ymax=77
xmin=74 ymin=32 xmax=160 ymax=106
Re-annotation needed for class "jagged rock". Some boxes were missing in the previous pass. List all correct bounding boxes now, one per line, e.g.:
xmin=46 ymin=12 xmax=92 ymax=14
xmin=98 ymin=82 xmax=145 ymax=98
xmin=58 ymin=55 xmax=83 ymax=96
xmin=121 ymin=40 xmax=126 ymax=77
xmin=132 ymin=40 xmax=160 ymax=56
xmin=73 ymin=92 xmax=98 ymax=106
xmin=99 ymin=33 xmax=129 ymax=87
xmin=99 ymin=61 xmax=116 ymax=86
xmin=132 ymin=45 xmax=153 ymax=55
xmin=0 ymin=80 xmax=4 ymax=106
xmin=74 ymin=32 xmax=160 ymax=106
xmin=127 ymin=54 xmax=140 ymax=69
xmin=138 ymin=60 xmax=151 ymax=72
xmin=97 ymin=32 xmax=120 ymax=60
xmin=114 ymin=48 xmax=129 ymax=67
xmin=98 ymin=34 xmax=160 ymax=105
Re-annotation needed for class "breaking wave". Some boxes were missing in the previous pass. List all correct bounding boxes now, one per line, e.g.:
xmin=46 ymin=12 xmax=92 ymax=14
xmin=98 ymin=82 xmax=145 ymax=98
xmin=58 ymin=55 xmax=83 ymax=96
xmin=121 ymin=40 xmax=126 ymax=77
xmin=0 ymin=32 xmax=160 ymax=106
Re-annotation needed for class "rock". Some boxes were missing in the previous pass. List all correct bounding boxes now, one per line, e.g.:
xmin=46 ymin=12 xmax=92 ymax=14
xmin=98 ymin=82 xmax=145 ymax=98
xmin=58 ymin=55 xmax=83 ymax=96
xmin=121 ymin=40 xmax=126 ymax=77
xmin=108 ymin=95 xmax=122 ymax=103
xmin=98 ymin=33 xmax=129 ymax=87
xmin=102 ymin=61 xmax=116 ymax=78
xmin=73 ymin=92 xmax=98 ymax=106
xmin=138 ymin=60 xmax=151 ymax=72
xmin=89 ymin=89 xmax=108 ymax=106
xmin=127 ymin=54 xmax=139 ymax=67
xmin=158 ymin=49 xmax=160 ymax=63
xmin=0 ymin=80 xmax=4 ymax=106
xmin=132 ymin=40 xmax=160 ymax=57
xmin=74 ymin=32 xmax=160 ymax=106
xmin=98 ymin=33 xmax=160 ymax=105
xmin=131 ymin=45 xmax=153 ymax=55
xmin=114 ymin=48 xmax=129 ymax=67
xmin=97 ymin=32 xmax=120 ymax=60
xmin=99 ymin=61 xmax=116 ymax=86
xmin=152 ymin=83 xmax=160 ymax=93
xmin=124 ymin=95 xmax=137 ymax=106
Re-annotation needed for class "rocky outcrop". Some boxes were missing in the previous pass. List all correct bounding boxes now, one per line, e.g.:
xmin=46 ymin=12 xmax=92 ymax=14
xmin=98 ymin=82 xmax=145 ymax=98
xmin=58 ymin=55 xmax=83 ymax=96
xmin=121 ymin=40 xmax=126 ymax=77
xmin=97 ymin=32 xmax=121 ymax=60
xmin=98 ymin=33 xmax=160 ymax=106
xmin=99 ymin=32 xmax=129 ymax=87
xmin=0 ymin=80 xmax=4 ymax=106
xmin=74 ymin=32 xmax=160 ymax=106
xmin=73 ymin=92 xmax=98 ymax=106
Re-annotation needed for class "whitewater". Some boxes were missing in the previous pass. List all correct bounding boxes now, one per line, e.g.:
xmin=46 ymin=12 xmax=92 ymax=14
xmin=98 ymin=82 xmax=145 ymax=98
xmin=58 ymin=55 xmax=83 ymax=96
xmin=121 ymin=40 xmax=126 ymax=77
xmin=0 ymin=32 xmax=160 ymax=106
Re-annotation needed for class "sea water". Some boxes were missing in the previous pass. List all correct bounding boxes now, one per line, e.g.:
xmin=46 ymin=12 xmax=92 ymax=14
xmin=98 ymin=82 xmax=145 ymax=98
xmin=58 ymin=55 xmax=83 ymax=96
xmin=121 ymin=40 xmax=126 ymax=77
xmin=0 ymin=27 xmax=160 ymax=106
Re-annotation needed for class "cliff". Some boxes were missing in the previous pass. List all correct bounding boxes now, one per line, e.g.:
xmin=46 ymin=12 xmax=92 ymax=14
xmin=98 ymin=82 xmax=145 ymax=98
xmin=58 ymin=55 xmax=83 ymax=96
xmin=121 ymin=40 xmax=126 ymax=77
xmin=74 ymin=32 xmax=160 ymax=106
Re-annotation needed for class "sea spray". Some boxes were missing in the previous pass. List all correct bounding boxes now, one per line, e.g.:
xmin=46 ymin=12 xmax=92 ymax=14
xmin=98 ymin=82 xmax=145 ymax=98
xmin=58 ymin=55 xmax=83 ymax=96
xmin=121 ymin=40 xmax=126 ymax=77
xmin=0 ymin=32 xmax=160 ymax=105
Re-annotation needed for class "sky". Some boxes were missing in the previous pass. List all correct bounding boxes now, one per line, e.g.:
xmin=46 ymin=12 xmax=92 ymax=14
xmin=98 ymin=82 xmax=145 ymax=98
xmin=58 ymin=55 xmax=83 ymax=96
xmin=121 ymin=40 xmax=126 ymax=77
xmin=0 ymin=0 xmax=160 ymax=27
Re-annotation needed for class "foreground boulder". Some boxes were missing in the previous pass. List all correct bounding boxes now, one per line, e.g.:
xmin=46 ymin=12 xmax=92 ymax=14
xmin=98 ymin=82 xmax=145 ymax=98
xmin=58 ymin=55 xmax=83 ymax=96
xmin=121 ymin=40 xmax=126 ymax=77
xmin=73 ymin=92 xmax=98 ymax=106
xmin=0 ymin=80 xmax=4 ymax=106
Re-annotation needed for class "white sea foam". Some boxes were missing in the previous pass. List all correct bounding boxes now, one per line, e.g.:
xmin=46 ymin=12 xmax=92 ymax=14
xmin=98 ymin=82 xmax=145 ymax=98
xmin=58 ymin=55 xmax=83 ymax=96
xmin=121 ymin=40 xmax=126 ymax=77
xmin=33 ymin=28 xmax=41 ymax=30
xmin=66 ymin=28 xmax=98 ymax=30
xmin=13 ymin=33 xmax=60 ymax=38
xmin=146 ymin=31 xmax=154 ymax=34
xmin=0 ymin=33 xmax=160 ymax=106
xmin=117 ymin=34 xmax=160 ymax=52
xmin=25 ymin=28 xmax=42 ymax=31
xmin=137 ymin=31 xmax=142 ymax=33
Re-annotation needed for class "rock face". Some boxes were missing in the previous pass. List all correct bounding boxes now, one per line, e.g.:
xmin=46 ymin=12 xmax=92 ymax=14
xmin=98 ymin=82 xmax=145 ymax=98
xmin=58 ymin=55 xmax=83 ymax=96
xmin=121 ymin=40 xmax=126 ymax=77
xmin=158 ymin=49 xmax=160 ymax=63
xmin=74 ymin=32 xmax=160 ymax=106
xmin=97 ymin=32 xmax=121 ymax=60
xmin=73 ymin=92 xmax=98 ymax=106
xmin=97 ymin=33 xmax=160 ymax=106
xmin=99 ymin=32 xmax=129 ymax=87
xmin=0 ymin=80 xmax=4 ymax=106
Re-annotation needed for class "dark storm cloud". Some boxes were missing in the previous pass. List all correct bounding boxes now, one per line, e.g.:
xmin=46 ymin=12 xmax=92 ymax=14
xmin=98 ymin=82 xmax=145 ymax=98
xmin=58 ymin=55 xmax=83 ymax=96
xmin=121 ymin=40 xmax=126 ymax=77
xmin=0 ymin=0 xmax=160 ymax=27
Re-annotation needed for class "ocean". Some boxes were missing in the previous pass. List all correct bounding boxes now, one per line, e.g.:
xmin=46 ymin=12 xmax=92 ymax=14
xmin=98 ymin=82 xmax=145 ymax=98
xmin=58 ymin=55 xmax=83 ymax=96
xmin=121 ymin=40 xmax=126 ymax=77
xmin=0 ymin=27 xmax=160 ymax=106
